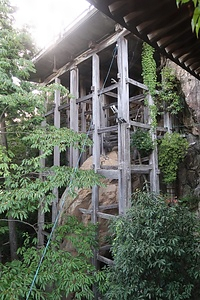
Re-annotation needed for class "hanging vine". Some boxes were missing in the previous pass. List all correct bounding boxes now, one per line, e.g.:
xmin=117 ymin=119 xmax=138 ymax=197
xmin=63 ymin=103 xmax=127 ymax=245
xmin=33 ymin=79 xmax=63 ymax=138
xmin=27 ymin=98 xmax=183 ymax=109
xmin=158 ymin=132 xmax=189 ymax=184
xmin=142 ymin=43 xmax=157 ymax=96
xmin=141 ymin=42 xmax=158 ymax=128
xmin=157 ymin=66 xmax=184 ymax=114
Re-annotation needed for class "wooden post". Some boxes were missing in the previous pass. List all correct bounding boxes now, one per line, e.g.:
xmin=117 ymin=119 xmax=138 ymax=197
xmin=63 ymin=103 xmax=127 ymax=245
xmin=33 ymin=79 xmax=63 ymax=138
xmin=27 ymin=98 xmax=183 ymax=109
xmin=70 ymin=67 xmax=79 ymax=167
xmin=164 ymin=111 xmax=173 ymax=133
xmin=52 ymin=78 xmax=60 ymax=223
xmin=117 ymin=36 xmax=131 ymax=214
xmin=100 ymin=87 xmax=107 ymax=155
xmin=80 ymin=84 xmax=87 ymax=165
xmin=164 ymin=106 xmax=174 ymax=198
xmin=91 ymin=53 xmax=100 ymax=224
xmin=66 ymin=104 xmax=70 ymax=166
xmin=148 ymin=94 xmax=160 ymax=193
xmin=91 ymin=54 xmax=101 ymax=300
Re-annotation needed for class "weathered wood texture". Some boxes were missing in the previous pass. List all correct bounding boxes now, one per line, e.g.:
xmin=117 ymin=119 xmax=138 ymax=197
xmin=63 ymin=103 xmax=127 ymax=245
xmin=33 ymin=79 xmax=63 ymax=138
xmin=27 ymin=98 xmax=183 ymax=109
xmin=148 ymin=94 xmax=160 ymax=193
xmin=70 ymin=68 xmax=79 ymax=167
xmin=117 ymin=36 xmax=131 ymax=213
xmin=91 ymin=54 xmax=101 ymax=224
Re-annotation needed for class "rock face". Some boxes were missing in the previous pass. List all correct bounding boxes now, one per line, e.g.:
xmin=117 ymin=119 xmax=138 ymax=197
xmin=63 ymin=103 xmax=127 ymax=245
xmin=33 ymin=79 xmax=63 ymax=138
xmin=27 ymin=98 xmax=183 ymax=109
xmin=168 ymin=60 xmax=200 ymax=135
xmin=178 ymin=134 xmax=200 ymax=196
xmin=60 ymin=151 xmax=119 ymax=245
xmin=167 ymin=61 xmax=200 ymax=211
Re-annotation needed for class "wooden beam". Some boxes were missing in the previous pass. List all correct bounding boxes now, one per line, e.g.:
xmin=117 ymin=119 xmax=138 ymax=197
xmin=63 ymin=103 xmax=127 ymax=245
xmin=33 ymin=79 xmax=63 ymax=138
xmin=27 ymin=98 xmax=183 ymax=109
xmin=99 ymin=244 xmax=112 ymax=251
xmin=126 ymin=77 xmax=148 ymax=91
xmin=97 ymin=212 xmax=116 ymax=220
xmin=148 ymin=94 xmax=160 ymax=193
xmin=97 ymin=169 xmax=119 ymax=179
xmin=104 ymin=91 xmax=117 ymax=99
xmin=97 ymin=254 xmax=114 ymax=266
xmin=91 ymin=54 xmax=101 ymax=273
xmin=76 ymin=93 xmax=92 ymax=104
xmin=131 ymin=164 xmax=152 ymax=174
xmin=130 ymin=120 xmax=151 ymax=129
xmin=99 ymin=204 xmax=118 ymax=211
xmin=91 ymin=53 xmax=101 ymax=225
xmin=129 ymin=94 xmax=145 ymax=102
xmin=44 ymin=108 xmax=54 ymax=117
xmin=44 ymin=28 xmax=130 ymax=85
xmin=80 ymin=85 xmax=87 ymax=165
xmin=70 ymin=67 xmax=79 ymax=167
xmin=100 ymin=165 xmax=118 ymax=170
xmin=58 ymin=103 xmax=70 ymax=111
xmin=98 ymin=83 xmax=118 ymax=95
xmin=117 ymin=36 xmax=131 ymax=214
xmin=98 ymin=125 xmax=118 ymax=134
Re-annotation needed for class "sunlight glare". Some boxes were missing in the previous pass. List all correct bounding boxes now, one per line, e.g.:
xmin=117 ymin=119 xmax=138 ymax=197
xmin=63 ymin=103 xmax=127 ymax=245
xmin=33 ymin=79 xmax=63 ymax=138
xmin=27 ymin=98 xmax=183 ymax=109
xmin=11 ymin=0 xmax=90 ymax=48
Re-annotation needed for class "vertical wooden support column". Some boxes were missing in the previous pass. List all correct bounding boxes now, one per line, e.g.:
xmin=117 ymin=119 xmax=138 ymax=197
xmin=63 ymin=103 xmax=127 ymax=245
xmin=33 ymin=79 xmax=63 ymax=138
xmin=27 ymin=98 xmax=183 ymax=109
xmin=80 ymin=84 xmax=87 ymax=165
xmin=100 ymin=86 xmax=107 ymax=155
xmin=148 ymin=94 xmax=160 ymax=193
xmin=117 ymin=36 xmax=131 ymax=214
xmin=91 ymin=55 xmax=101 ymax=300
xmin=52 ymin=78 xmax=61 ymax=223
xmin=91 ymin=54 xmax=100 ymax=225
xmin=164 ymin=108 xmax=174 ymax=198
xmin=164 ymin=111 xmax=173 ymax=133
xmin=66 ymin=105 xmax=70 ymax=166
xmin=70 ymin=67 xmax=79 ymax=167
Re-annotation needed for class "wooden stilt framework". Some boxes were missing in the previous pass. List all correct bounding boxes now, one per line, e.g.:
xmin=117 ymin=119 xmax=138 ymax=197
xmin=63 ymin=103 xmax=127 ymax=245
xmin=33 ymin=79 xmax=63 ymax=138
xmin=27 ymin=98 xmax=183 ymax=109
xmin=42 ymin=29 xmax=162 ymax=268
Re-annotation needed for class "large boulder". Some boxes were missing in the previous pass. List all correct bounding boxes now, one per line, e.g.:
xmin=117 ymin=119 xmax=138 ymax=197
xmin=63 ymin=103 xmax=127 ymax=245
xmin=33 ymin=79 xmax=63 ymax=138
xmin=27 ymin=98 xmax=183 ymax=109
xmin=60 ymin=151 xmax=118 ymax=245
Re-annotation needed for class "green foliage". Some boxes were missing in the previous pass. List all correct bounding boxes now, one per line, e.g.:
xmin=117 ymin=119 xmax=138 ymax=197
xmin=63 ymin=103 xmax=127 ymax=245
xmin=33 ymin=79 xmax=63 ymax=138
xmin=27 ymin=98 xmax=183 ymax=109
xmin=0 ymin=216 xmax=101 ymax=300
xmin=131 ymin=128 xmax=154 ymax=157
xmin=0 ymin=154 xmax=103 ymax=219
xmin=23 ymin=125 xmax=93 ymax=156
xmin=158 ymin=132 xmax=189 ymax=184
xmin=0 ymin=2 xmax=104 ymax=279
xmin=142 ymin=43 xmax=157 ymax=97
xmin=103 ymin=191 xmax=200 ymax=300
xmin=177 ymin=0 xmax=200 ymax=36
xmin=142 ymin=44 xmax=185 ymax=130
xmin=0 ymin=0 xmax=36 ymax=98
xmin=157 ymin=67 xmax=184 ymax=114
xmin=179 ymin=193 xmax=200 ymax=211
xmin=141 ymin=43 xmax=158 ymax=129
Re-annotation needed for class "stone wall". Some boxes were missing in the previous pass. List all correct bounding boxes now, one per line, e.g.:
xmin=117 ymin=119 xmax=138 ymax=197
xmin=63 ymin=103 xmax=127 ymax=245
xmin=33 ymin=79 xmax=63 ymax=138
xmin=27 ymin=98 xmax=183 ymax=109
xmin=167 ymin=61 xmax=200 ymax=212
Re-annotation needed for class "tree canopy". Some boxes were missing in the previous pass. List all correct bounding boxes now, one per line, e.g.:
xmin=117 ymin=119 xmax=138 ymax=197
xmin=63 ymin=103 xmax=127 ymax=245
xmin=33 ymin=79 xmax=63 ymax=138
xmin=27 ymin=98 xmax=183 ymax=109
xmin=177 ymin=0 xmax=200 ymax=36
xmin=104 ymin=192 xmax=200 ymax=300
xmin=0 ymin=1 xmax=104 ymax=298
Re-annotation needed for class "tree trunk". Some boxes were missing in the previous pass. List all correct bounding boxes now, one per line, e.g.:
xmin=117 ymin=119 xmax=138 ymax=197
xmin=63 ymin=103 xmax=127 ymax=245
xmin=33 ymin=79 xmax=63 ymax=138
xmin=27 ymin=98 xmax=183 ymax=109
xmin=37 ymin=204 xmax=45 ymax=248
xmin=8 ymin=216 xmax=18 ymax=260
xmin=37 ymin=136 xmax=46 ymax=248
xmin=0 ymin=114 xmax=8 ymax=149
xmin=0 ymin=114 xmax=18 ymax=260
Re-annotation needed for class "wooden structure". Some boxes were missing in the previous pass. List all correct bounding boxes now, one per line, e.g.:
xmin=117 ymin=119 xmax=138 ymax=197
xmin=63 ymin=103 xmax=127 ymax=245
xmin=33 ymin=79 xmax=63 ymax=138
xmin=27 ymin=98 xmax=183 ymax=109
xmin=31 ymin=8 xmax=174 ymax=267
xmin=87 ymin=0 xmax=200 ymax=80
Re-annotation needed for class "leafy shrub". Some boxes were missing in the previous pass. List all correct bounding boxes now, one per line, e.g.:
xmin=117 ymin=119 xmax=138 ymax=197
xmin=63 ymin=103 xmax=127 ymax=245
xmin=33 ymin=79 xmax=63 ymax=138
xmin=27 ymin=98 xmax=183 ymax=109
xmin=157 ymin=67 xmax=184 ymax=115
xmin=131 ymin=128 xmax=154 ymax=157
xmin=104 ymin=192 xmax=200 ymax=300
xmin=158 ymin=132 xmax=189 ymax=184
xmin=179 ymin=193 xmax=200 ymax=211
xmin=0 ymin=216 xmax=102 ymax=300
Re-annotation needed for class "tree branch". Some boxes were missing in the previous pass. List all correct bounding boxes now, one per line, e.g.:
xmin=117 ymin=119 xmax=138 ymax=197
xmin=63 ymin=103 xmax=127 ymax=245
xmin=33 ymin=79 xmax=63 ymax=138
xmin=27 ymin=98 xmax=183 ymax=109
xmin=0 ymin=219 xmax=38 ymax=233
